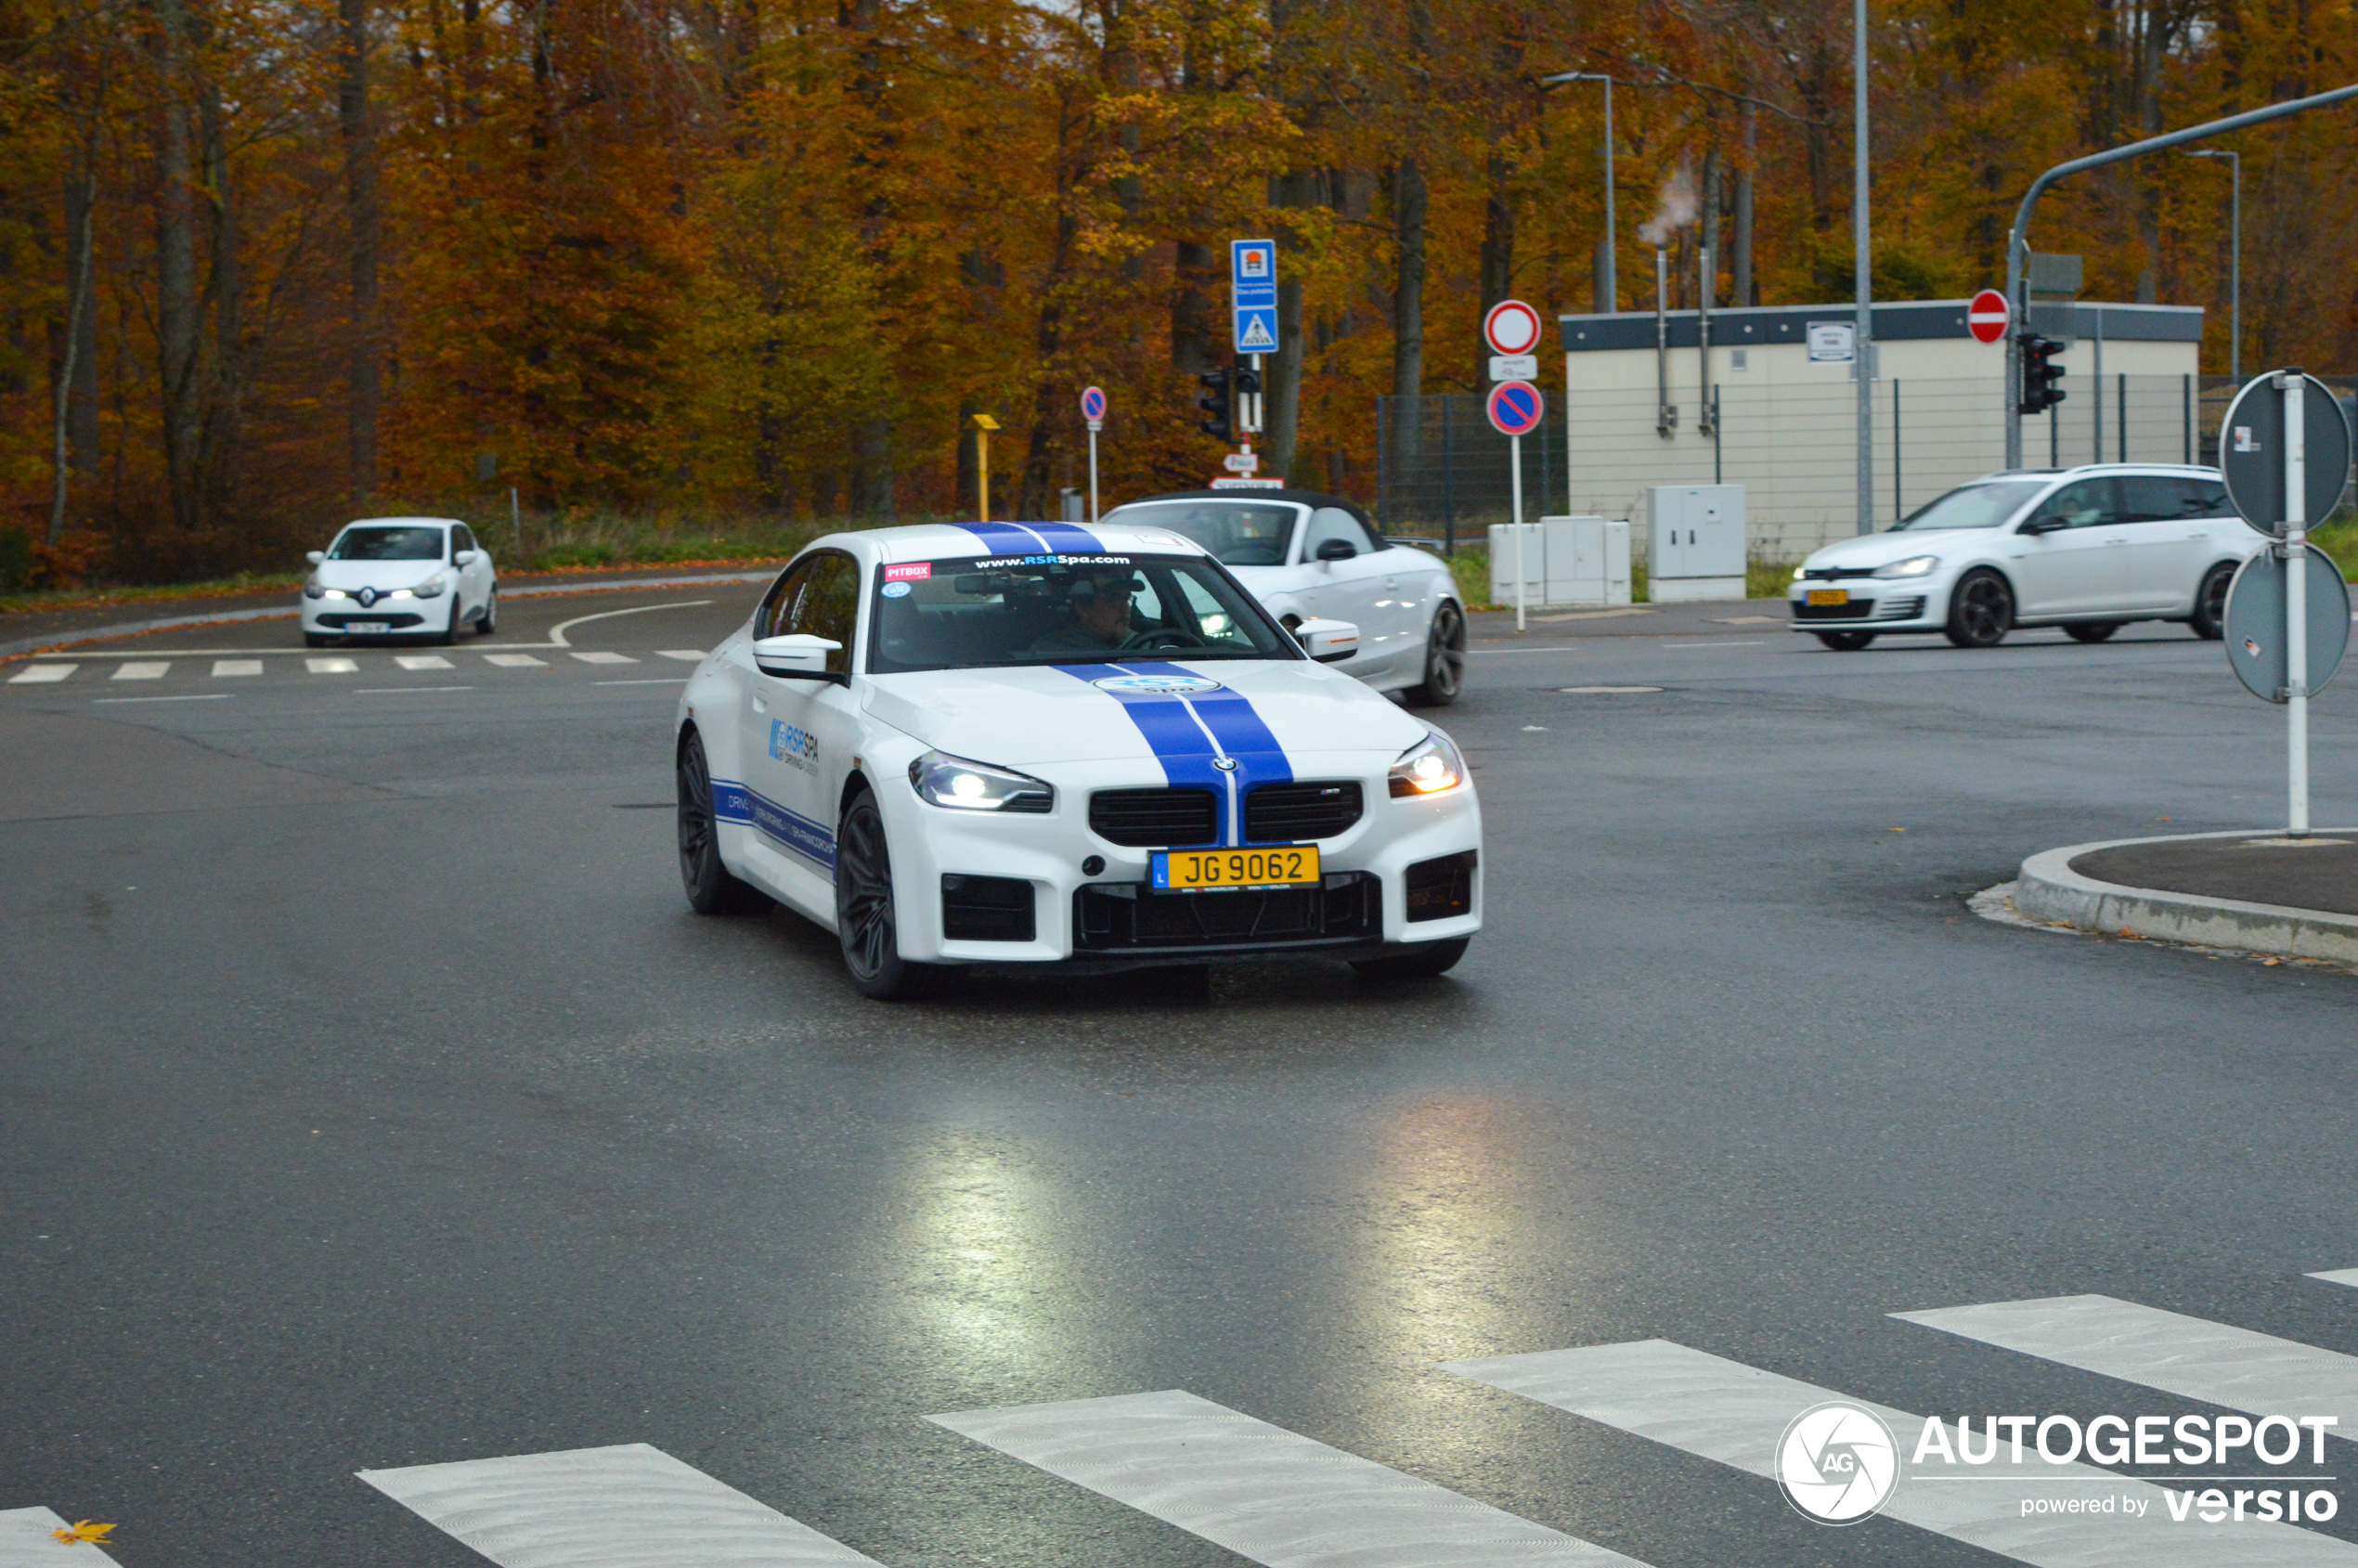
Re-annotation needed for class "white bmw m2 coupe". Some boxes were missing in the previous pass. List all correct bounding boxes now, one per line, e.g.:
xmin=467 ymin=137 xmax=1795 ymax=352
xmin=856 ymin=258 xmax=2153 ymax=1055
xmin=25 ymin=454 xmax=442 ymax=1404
xmin=674 ymin=519 xmax=1483 ymax=999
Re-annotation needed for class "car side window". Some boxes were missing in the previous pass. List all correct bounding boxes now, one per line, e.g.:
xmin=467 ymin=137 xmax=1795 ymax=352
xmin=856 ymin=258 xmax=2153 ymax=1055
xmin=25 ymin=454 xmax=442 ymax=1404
xmin=785 ymin=551 xmax=860 ymax=675
xmin=2115 ymin=476 xmax=2190 ymax=524
xmin=758 ymin=560 xmax=816 ymax=640
xmin=1302 ymin=507 xmax=1378 ymax=560
xmin=2179 ymin=477 xmax=2234 ymax=517
xmin=2026 ymin=479 xmax=2117 ymax=530
xmin=456 ymin=525 xmax=478 ymax=555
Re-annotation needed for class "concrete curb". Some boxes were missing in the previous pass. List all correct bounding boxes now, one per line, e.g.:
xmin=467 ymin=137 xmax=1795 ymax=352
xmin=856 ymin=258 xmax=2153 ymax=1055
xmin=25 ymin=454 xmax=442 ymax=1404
xmin=2014 ymin=829 xmax=2358 ymax=963
xmin=0 ymin=569 xmax=775 ymax=660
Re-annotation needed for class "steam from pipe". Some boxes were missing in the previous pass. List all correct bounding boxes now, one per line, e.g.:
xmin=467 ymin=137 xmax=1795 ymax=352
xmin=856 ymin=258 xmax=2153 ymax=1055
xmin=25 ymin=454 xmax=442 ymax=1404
xmin=1637 ymin=163 xmax=1699 ymax=247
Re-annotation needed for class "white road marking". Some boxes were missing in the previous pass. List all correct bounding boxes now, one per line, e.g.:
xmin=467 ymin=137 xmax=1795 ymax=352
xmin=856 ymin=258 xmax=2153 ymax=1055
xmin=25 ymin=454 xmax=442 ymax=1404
xmin=1894 ymin=1295 xmax=2358 ymax=1440
xmin=547 ymin=600 xmax=712 ymax=648
xmin=930 ymin=1388 xmax=1651 ymax=1568
xmin=212 ymin=659 xmax=264 ymax=677
xmin=1560 ymin=685 xmax=1663 ymax=694
xmin=111 ymin=662 xmax=168 ymax=680
xmin=355 ymin=686 xmax=473 ymax=694
xmin=358 ymin=1443 xmax=887 ymax=1568
xmin=396 ymin=654 xmax=455 ymax=670
xmin=1445 ymin=1340 xmax=2355 ymax=1566
xmin=6 ymin=665 xmax=74 ymax=684
xmin=1709 ymin=615 xmax=1786 ymax=624
xmin=482 ymin=653 xmax=548 ymax=667
xmin=571 ymin=651 xmax=639 ymax=665
xmin=93 ymin=693 xmax=232 ymax=704
xmin=0 ymin=1506 xmax=126 ymax=1564
xmin=594 ymin=678 xmax=689 ymax=687
xmin=305 ymin=656 xmax=358 ymax=674
xmin=2310 ymin=1269 xmax=2358 ymax=1288
xmin=1531 ymin=607 xmax=1653 ymax=622
xmin=1665 ymin=641 xmax=1765 ymax=648
xmin=656 ymin=649 xmax=706 ymax=661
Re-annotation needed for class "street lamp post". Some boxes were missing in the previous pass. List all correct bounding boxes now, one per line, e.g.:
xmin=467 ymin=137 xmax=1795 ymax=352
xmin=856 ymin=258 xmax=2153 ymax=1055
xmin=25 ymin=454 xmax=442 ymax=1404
xmin=2184 ymin=149 xmax=2240 ymax=383
xmin=1539 ymin=71 xmax=1616 ymax=311
xmin=1853 ymin=0 xmax=1873 ymax=536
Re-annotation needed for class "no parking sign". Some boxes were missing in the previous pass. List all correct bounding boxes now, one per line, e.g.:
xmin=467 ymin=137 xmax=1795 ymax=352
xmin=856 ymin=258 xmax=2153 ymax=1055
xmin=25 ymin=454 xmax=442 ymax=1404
xmin=1486 ymin=381 xmax=1545 ymax=437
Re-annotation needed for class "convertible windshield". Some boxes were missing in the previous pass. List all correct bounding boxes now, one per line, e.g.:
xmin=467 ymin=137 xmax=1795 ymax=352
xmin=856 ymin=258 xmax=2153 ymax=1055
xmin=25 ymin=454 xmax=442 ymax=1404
xmin=329 ymin=525 xmax=446 ymax=560
xmin=1098 ymin=501 xmax=1297 ymax=565
xmin=1889 ymin=479 xmax=2048 ymax=531
xmin=868 ymin=552 xmax=1298 ymax=674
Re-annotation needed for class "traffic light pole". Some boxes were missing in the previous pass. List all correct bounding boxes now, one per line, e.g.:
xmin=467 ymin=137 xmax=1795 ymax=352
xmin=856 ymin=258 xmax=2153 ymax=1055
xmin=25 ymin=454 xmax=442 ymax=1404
xmin=2002 ymin=81 xmax=2358 ymax=468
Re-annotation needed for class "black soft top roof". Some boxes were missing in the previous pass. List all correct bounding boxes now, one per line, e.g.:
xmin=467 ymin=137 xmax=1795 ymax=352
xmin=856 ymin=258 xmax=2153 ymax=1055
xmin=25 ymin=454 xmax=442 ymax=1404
xmin=1110 ymin=489 xmax=1373 ymax=526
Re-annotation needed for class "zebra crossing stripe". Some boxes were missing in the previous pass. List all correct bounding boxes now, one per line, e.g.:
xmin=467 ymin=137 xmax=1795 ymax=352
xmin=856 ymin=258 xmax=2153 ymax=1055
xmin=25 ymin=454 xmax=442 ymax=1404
xmin=213 ymin=659 xmax=264 ymax=677
xmin=929 ymin=1387 xmax=1651 ymax=1568
xmin=572 ymin=651 xmax=638 ymax=665
xmin=1444 ymin=1340 xmax=2357 ymax=1566
xmin=396 ymin=654 xmax=455 ymax=670
xmin=111 ymin=662 xmax=167 ymax=680
xmin=356 ymin=1443 xmax=886 ymax=1568
xmin=656 ymin=650 xmax=706 ymax=662
xmin=305 ymin=656 xmax=357 ymax=674
xmin=483 ymin=653 xmax=548 ymax=667
xmin=0 ymin=1508 xmax=123 ymax=1564
xmin=1893 ymin=1296 xmax=2357 ymax=1441
xmin=2309 ymin=1270 xmax=2358 ymax=1289
xmin=6 ymin=664 xmax=74 ymax=684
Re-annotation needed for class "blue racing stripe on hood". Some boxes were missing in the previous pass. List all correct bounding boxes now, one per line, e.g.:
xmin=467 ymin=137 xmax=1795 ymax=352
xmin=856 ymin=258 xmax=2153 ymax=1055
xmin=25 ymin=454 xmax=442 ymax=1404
xmin=1058 ymin=663 xmax=1291 ymax=846
xmin=951 ymin=521 xmax=1106 ymax=555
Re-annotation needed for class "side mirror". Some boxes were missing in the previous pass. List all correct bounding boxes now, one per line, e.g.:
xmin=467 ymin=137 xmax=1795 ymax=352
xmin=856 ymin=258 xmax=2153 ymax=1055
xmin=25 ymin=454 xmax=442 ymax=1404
xmin=305 ymin=551 xmax=325 ymax=564
xmin=2019 ymin=516 xmax=2067 ymax=536
xmin=1315 ymin=538 xmax=1357 ymax=562
xmin=454 ymin=549 xmax=480 ymax=566
xmin=1294 ymin=618 xmax=1359 ymax=664
xmin=753 ymin=633 xmax=842 ymax=678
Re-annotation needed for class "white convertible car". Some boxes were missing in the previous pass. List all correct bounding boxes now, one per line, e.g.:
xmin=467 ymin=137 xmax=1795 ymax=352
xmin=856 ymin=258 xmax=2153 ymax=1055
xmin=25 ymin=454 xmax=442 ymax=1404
xmin=674 ymin=519 xmax=1483 ymax=999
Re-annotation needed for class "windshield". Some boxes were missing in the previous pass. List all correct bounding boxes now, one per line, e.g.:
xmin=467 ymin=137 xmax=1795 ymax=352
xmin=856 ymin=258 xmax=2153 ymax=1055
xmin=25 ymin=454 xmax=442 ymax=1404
xmin=1098 ymin=501 xmax=1297 ymax=565
xmin=329 ymin=525 xmax=446 ymax=561
xmin=1889 ymin=480 xmax=2049 ymax=532
xmin=868 ymin=552 xmax=1298 ymax=674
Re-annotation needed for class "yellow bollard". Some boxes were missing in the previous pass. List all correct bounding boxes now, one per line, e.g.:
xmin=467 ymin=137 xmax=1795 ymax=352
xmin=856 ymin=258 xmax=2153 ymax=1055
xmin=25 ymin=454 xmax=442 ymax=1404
xmin=969 ymin=413 xmax=1001 ymax=522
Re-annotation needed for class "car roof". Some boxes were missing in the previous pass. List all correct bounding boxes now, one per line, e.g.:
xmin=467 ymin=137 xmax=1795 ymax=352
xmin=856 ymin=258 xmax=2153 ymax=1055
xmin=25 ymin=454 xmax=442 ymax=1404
xmin=338 ymin=515 xmax=462 ymax=528
xmin=1109 ymin=488 xmax=1374 ymax=524
xmin=1979 ymin=464 xmax=2220 ymax=480
xmin=806 ymin=521 xmax=1216 ymax=566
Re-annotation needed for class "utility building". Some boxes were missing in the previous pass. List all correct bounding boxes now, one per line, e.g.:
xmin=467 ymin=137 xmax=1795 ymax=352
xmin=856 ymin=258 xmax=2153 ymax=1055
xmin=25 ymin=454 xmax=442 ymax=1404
xmin=1554 ymin=299 xmax=2204 ymax=561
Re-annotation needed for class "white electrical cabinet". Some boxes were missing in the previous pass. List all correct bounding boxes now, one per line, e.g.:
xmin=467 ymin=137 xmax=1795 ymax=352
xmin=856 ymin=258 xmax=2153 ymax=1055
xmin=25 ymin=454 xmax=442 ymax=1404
xmin=1486 ymin=518 xmax=1631 ymax=609
xmin=1646 ymin=485 xmax=1746 ymax=603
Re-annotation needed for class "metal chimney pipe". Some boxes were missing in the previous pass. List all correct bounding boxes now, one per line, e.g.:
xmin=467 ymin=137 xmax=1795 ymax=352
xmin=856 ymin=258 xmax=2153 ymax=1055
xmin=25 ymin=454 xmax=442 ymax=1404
xmin=1697 ymin=243 xmax=1715 ymax=435
xmin=1654 ymin=246 xmax=1676 ymax=437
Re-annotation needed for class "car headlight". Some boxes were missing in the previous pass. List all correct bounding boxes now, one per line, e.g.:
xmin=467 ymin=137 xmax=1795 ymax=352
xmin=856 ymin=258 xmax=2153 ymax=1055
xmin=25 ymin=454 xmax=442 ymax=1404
xmin=304 ymin=580 xmax=326 ymax=599
xmin=1792 ymin=564 xmax=1807 ymax=581
xmin=401 ymin=577 xmax=448 ymax=599
xmin=1872 ymin=555 xmax=1939 ymax=579
xmin=908 ymin=750 xmax=1054 ymax=812
xmin=1388 ymin=731 xmax=1466 ymax=798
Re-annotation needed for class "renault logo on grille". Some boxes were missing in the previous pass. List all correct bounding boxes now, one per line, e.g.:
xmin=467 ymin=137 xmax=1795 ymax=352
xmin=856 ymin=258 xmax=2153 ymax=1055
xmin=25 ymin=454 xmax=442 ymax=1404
xmin=356 ymin=587 xmax=378 ymax=607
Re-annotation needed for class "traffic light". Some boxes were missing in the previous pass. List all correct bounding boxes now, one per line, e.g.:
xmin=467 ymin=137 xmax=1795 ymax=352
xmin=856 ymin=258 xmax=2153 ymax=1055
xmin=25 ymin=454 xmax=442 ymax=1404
xmin=2018 ymin=334 xmax=2066 ymax=415
xmin=1197 ymin=369 xmax=1233 ymax=441
xmin=1231 ymin=363 xmax=1262 ymax=435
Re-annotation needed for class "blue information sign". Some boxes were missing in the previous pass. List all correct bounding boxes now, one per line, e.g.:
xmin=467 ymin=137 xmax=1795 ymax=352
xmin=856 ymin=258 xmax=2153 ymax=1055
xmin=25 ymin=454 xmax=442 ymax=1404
xmin=1231 ymin=239 xmax=1277 ymax=354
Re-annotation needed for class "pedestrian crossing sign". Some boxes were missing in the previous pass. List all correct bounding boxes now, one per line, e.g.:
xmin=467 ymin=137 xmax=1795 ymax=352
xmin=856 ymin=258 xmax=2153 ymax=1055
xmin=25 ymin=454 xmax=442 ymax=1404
xmin=1236 ymin=308 xmax=1276 ymax=353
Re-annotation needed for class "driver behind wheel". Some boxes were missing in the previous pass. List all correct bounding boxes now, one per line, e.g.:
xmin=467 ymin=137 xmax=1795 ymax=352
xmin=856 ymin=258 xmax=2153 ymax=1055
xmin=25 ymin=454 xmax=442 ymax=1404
xmin=1028 ymin=567 xmax=1145 ymax=654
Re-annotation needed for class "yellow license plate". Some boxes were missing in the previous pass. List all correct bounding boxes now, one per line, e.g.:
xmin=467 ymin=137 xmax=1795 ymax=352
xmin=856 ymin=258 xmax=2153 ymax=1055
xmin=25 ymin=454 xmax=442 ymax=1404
xmin=1153 ymin=845 xmax=1321 ymax=891
xmin=1806 ymin=588 xmax=1850 ymax=606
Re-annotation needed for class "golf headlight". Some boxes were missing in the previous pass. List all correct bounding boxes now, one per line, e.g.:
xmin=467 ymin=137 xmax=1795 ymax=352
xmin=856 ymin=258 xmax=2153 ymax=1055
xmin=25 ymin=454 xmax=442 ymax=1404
xmin=1388 ymin=731 xmax=1466 ymax=798
xmin=404 ymin=576 xmax=448 ymax=599
xmin=1872 ymin=555 xmax=1938 ymax=579
xmin=909 ymin=751 xmax=1054 ymax=812
xmin=1792 ymin=564 xmax=1808 ymax=581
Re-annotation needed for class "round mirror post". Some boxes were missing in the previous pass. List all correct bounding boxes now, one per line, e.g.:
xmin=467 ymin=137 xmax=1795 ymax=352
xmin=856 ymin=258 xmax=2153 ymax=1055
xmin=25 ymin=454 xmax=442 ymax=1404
xmin=2284 ymin=372 xmax=2309 ymax=836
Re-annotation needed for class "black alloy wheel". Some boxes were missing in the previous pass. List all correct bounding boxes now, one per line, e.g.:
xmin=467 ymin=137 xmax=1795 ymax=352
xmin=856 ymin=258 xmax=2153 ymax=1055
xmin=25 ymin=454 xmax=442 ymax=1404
xmin=1815 ymin=630 xmax=1876 ymax=652
xmin=2191 ymin=563 xmax=2235 ymax=641
xmin=1351 ymin=937 xmax=1471 ymax=981
xmin=1944 ymin=569 xmax=2014 ymax=649
xmin=1408 ymin=601 xmax=1467 ymax=706
xmin=677 ymin=731 xmax=763 ymax=914
xmin=2064 ymin=622 xmax=2119 ymax=643
xmin=835 ymin=787 xmax=942 ymax=1000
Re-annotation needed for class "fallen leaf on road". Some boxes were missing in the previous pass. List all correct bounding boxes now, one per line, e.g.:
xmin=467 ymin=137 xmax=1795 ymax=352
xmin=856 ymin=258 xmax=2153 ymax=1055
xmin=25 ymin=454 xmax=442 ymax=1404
xmin=52 ymin=1522 xmax=115 ymax=1547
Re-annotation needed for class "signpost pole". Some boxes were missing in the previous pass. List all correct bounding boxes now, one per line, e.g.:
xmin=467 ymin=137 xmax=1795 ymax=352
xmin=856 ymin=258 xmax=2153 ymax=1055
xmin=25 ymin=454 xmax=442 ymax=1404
xmin=1087 ymin=427 xmax=1100 ymax=524
xmin=1510 ymin=434 xmax=1528 ymax=634
xmin=2284 ymin=372 xmax=2309 ymax=837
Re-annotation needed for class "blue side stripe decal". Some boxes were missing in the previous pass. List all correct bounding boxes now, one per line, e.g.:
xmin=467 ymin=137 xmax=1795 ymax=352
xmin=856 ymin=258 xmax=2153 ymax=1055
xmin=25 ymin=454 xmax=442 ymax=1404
xmin=1056 ymin=663 xmax=1291 ymax=847
xmin=711 ymin=778 xmax=837 ymax=873
xmin=952 ymin=521 xmax=1106 ymax=555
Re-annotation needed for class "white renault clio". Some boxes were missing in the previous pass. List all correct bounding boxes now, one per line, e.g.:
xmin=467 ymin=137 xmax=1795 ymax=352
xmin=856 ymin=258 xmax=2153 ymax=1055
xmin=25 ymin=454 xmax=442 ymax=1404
xmin=302 ymin=516 xmax=498 ymax=646
xmin=673 ymin=519 xmax=1483 ymax=999
xmin=1788 ymin=465 xmax=2264 ymax=650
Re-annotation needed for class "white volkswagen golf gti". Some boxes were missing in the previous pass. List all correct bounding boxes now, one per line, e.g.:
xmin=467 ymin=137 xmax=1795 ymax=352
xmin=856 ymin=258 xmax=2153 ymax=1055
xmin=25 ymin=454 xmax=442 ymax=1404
xmin=302 ymin=516 xmax=499 ymax=646
xmin=1096 ymin=489 xmax=1467 ymax=705
xmin=673 ymin=519 xmax=1482 ymax=999
xmin=1787 ymin=464 xmax=2264 ymax=650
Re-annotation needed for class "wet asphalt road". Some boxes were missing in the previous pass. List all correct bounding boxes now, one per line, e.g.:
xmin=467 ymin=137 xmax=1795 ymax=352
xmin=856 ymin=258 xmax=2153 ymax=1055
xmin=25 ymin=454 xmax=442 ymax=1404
xmin=4 ymin=586 xmax=2356 ymax=1567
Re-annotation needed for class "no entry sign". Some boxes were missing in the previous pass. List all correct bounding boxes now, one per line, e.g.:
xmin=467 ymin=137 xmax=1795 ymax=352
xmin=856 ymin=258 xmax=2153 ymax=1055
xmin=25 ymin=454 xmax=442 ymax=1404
xmin=1967 ymin=290 xmax=2010 ymax=344
xmin=1487 ymin=380 xmax=1545 ymax=437
xmin=1483 ymin=300 xmax=1544 ymax=357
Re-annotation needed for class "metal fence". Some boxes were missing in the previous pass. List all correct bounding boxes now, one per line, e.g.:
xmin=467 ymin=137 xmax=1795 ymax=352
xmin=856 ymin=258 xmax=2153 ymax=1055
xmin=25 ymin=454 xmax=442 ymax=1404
xmin=1376 ymin=374 xmax=2304 ymax=561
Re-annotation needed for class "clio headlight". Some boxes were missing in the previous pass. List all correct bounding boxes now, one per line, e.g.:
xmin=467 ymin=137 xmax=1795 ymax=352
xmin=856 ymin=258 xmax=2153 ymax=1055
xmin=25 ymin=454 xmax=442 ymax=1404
xmin=1872 ymin=555 xmax=1939 ymax=579
xmin=1387 ymin=731 xmax=1466 ymax=798
xmin=908 ymin=750 xmax=1054 ymax=813
xmin=403 ymin=576 xmax=448 ymax=599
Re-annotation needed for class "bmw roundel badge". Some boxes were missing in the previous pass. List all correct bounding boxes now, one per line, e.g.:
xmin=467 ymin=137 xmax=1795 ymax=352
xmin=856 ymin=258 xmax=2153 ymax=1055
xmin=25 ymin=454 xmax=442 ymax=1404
xmin=1092 ymin=673 xmax=1224 ymax=696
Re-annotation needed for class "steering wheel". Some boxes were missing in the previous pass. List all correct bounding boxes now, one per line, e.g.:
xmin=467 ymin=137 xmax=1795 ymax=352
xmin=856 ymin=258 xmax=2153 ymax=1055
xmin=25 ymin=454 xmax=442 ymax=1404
xmin=1118 ymin=627 xmax=1209 ymax=653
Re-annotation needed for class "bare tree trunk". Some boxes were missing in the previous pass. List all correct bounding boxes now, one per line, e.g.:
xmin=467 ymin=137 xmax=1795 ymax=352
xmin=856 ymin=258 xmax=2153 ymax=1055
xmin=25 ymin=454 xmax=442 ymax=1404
xmin=1263 ymin=169 xmax=1317 ymax=482
xmin=339 ymin=0 xmax=382 ymax=506
xmin=1734 ymin=102 xmax=1756 ymax=306
xmin=199 ymin=76 xmax=242 ymax=514
xmin=1019 ymin=209 xmax=1079 ymax=520
xmin=1390 ymin=157 xmax=1426 ymax=402
xmin=1478 ymin=146 xmax=1516 ymax=380
xmin=153 ymin=0 xmax=202 ymax=534
xmin=50 ymin=167 xmax=98 ymax=544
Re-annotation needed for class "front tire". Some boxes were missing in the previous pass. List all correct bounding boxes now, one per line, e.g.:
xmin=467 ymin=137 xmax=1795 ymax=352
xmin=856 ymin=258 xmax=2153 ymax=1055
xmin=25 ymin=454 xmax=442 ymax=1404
xmin=304 ymin=631 xmax=330 ymax=648
xmin=678 ymin=731 xmax=764 ymax=914
xmin=1350 ymin=938 xmax=1469 ymax=981
xmin=1406 ymin=600 xmax=1467 ymax=706
xmin=835 ymin=786 xmax=944 ymax=1000
xmin=1814 ymin=630 xmax=1876 ymax=651
xmin=2190 ymin=563 xmax=2234 ymax=640
xmin=2064 ymin=621 xmax=2118 ymax=643
xmin=434 ymin=599 xmax=460 ymax=646
xmin=1944 ymin=569 xmax=2014 ymax=649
